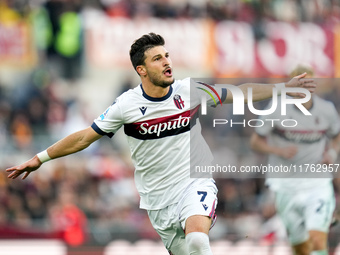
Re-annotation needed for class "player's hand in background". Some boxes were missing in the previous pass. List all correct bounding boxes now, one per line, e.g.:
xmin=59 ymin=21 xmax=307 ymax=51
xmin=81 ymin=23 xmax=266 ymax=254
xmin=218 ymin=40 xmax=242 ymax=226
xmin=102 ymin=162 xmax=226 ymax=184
xmin=321 ymin=148 xmax=338 ymax=165
xmin=6 ymin=155 xmax=42 ymax=180
xmin=275 ymin=145 xmax=298 ymax=159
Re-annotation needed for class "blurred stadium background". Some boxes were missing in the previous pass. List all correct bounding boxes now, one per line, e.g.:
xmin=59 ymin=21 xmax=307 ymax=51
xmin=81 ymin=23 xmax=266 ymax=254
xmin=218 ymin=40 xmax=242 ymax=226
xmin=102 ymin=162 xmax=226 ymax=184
xmin=0 ymin=0 xmax=340 ymax=254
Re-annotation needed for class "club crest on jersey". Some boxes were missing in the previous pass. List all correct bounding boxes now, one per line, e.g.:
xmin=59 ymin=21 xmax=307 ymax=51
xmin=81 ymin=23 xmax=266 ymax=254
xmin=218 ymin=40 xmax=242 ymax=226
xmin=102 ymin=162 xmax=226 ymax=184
xmin=173 ymin=94 xmax=185 ymax=109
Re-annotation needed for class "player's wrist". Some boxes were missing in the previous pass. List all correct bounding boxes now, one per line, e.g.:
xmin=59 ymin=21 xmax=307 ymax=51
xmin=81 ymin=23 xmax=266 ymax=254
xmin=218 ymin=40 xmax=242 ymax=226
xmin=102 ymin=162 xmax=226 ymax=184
xmin=36 ymin=150 xmax=51 ymax=164
xmin=274 ymin=83 xmax=285 ymax=96
xmin=328 ymin=148 xmax=338 ymax=162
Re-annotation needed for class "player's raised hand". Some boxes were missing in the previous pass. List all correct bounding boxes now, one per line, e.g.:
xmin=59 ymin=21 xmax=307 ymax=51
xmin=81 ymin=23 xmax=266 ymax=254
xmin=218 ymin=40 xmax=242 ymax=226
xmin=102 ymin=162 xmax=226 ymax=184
xmin=285 ymin=72 xmax=317 ymax=98
xmin=6 ymin=156 xmax=42 ymax=180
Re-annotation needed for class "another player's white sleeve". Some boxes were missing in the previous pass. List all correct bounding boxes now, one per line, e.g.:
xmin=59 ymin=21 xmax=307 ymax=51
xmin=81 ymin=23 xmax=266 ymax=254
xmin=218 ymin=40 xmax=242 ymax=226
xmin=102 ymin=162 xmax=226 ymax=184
xmin=325 ymin=102 xmax=340 ymax=138
xmin=91 ymin=99 xmax=124 ymax=138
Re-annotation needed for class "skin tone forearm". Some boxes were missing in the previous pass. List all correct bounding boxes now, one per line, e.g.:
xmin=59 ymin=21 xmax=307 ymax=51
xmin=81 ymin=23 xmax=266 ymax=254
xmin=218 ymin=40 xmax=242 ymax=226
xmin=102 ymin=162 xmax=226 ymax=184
xmin=330 ymin=133 xmax=340 ymax=154
xmin=225 ymin=73 xmax=316 ymax=103
xmin=6 ymin=127 xmax=102 ymax=179
xmin=322 ymin=133 xmax=340 ymax=164
xmin=224 ymin=83 xmax=277 ymax=104
xmin=46 ymin=127 xmax=102 ymax=159
xmin=250 ymin=133 xmax=297 ymax=159
xmin=251 ymin=132 xmax=340 ymax=163
xmin=239 ymin=83 xmax=277 ymax=103
xmin=250 ymin=133 xmax=274 ymax=154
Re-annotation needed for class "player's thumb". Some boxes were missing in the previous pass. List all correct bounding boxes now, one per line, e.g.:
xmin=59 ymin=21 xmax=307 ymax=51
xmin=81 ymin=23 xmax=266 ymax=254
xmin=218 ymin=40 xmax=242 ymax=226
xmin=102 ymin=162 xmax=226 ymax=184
xmin=294 ymin=72 xmax=307 ymax=79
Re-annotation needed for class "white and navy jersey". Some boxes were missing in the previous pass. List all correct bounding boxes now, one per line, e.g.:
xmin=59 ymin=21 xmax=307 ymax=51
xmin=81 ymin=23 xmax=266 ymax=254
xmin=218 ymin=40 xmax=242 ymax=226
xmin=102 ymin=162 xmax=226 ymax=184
xmin=255 ymin=95 xmax=340 ymax=192
xmin=92 ymin=78 xmax=227 ymax=210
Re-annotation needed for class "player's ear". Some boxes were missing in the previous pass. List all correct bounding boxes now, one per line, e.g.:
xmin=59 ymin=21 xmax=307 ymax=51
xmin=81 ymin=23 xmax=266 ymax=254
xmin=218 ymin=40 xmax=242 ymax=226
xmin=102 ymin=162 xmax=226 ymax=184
xmin=136 ymin=65 xmax=146 ymax=76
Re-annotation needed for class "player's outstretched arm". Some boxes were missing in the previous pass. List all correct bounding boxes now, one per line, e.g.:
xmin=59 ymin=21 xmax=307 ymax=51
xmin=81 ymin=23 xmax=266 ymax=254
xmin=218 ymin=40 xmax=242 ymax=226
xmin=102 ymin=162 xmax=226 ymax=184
xmin=6 ymin=127 xmax=102 ymax=180
xmin=250 ymin=133 xmax=297 ymax=159
xmin=224 ymin=73 xmax=316 ymax=103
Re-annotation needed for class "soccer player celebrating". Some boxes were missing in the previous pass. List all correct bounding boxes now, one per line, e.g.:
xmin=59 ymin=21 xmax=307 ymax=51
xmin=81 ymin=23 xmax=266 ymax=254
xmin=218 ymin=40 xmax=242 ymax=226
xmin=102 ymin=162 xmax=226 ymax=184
xmin=6 ymin=33 xmax=316 ymax=255
xmin=250 ymin=65 xmax=340 ymax=255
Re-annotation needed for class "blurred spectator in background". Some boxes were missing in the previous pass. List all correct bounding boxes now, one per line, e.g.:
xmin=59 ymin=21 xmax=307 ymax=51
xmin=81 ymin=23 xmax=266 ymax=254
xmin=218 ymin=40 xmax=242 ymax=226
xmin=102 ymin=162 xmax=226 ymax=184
xmin=45 ymin=0 xmax=83 ymax=81
xmin=49 ymin=187 xmax=88 ymax=246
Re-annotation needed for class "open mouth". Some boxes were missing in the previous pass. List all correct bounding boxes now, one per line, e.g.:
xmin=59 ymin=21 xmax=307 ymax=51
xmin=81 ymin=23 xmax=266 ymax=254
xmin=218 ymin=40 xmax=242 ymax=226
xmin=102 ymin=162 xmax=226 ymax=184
xmin=164 ymin=68 xmax=172 ymax=77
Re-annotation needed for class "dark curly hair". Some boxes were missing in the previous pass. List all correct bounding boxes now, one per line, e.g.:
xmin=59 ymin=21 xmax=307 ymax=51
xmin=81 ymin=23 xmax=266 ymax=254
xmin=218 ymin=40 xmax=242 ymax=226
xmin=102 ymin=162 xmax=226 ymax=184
xmin=129 ymin=33 xmax=165 ymax=74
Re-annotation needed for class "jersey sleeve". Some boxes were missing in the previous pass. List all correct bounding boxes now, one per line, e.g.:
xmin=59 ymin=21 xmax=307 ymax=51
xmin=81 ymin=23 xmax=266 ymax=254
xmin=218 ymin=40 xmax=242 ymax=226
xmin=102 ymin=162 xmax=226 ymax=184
xmin=191 ymin=79 xmax=228 ymax=108
xmin=325 ymin=101 xmax=340 ymax=138
xmin=91 ymin=99 xmax=124 ymax=138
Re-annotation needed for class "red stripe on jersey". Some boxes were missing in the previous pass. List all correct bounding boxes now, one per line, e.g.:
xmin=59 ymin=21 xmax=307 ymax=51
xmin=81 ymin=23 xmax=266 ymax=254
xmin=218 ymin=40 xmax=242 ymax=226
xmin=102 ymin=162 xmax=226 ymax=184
xmin=209 ymin=199 xmax=216 ymax=217
xmin=124 ymin=106 xmax=200 ymax=140
xmin=273 ymin=128 xmax=327 ymax=143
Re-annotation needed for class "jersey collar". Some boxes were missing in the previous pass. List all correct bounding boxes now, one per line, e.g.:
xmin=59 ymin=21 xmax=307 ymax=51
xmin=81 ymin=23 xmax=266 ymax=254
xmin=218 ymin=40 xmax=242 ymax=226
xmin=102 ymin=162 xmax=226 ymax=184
xmin=140 ymin=83 xmax=173 ymax=102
